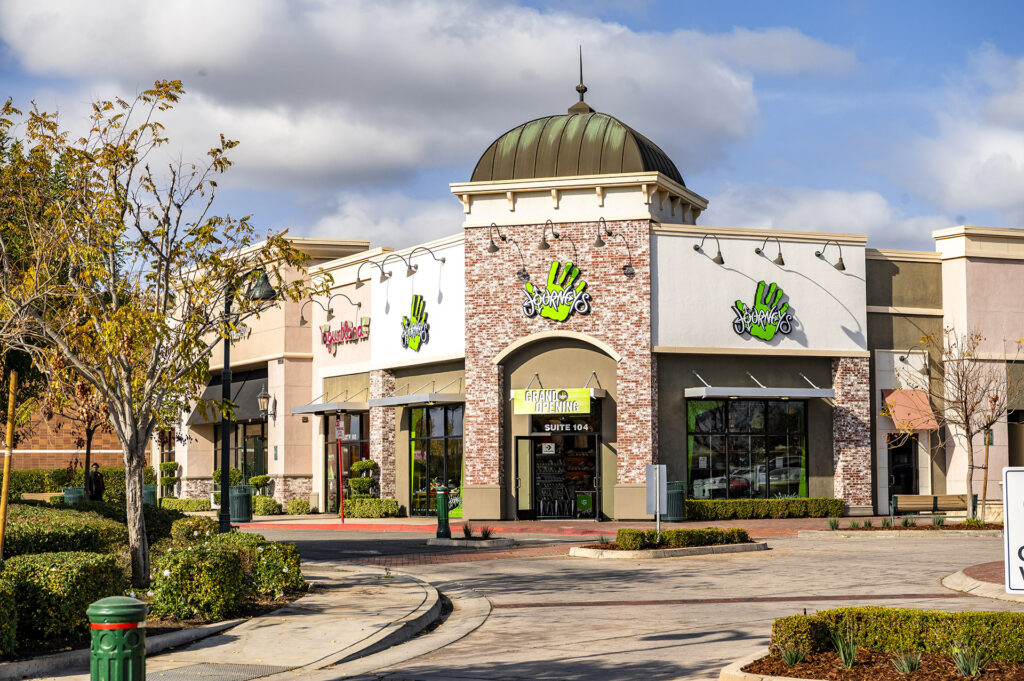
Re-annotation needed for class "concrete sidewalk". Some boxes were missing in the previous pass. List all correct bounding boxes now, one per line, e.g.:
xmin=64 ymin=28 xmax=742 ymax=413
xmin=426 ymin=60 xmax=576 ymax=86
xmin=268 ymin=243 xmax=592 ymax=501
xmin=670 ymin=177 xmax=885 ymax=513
xmin=21 ymin=563 xmax=441 ymax=681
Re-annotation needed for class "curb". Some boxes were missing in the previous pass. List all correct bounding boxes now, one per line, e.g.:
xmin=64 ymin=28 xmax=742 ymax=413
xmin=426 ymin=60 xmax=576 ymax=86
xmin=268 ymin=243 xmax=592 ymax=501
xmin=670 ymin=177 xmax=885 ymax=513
xmin=719 ymin=649 xmax=805 ymax=680
xmin=239 ymin=521 xmax=618 ymax=537
xmin=569 ymin=542 xmax=767 ymax=560
xmin=942 ymin=569 xmax=1024 ymax=604
xmin=798 ymin=529 xmax=1002 ymax=539
xmin=425 ymin=538 xmax=516 ymax=549
xmin=0 ymin=617 xmax=245 ymax=681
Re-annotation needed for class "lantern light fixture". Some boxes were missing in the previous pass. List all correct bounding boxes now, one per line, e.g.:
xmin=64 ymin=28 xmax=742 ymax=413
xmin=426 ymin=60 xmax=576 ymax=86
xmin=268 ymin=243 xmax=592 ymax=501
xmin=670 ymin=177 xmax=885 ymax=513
xmin=256 ymin=383 xmax=276 ymax=420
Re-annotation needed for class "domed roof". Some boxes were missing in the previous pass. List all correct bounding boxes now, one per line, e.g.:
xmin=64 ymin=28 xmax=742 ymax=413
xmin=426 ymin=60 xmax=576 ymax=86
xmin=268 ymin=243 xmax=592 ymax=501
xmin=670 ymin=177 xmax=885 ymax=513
xmin=471 ymin=109 xmax=684 ymax=186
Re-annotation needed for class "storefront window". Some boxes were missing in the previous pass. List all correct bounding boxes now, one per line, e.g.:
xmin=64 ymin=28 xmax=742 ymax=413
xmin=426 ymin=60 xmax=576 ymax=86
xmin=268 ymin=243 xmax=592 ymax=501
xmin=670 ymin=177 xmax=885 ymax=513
xmin=213 ymin=421 xmax=268 ymax=482
xmin=410 ymin=405 xmax=464 ymax=517
xmin=324 ymin=412 xmax=370 ymax=515
xmin=688 ymin=400 xmax=806 ymax=499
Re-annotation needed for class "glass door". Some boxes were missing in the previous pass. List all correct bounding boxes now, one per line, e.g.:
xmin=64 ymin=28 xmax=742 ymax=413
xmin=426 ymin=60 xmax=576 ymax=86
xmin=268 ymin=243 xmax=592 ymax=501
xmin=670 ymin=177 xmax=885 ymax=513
xmin=514 ymin=437 xmax=535 ymax=520
xmin=888 ymin=434 xmax=919 ymax=496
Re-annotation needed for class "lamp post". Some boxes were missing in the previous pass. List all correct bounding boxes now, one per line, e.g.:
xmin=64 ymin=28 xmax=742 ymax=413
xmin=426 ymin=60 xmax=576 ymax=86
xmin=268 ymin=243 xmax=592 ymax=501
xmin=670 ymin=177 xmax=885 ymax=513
xmin=219 ymin=273 xmax=276 ymax=534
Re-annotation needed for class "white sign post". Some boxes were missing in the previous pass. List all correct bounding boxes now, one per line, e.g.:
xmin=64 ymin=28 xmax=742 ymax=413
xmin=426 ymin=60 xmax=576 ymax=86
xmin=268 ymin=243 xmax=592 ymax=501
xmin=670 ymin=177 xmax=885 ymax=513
xmin=645 ymin=464 xmax=668 ymax=533
xmin=1004 ymin=467 xmax=1024 ymax=594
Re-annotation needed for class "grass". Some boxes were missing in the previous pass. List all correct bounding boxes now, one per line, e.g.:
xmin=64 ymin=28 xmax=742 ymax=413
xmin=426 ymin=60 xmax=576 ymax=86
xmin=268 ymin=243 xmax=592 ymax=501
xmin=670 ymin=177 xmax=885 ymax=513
xmin=828 ymin=518 xmax=839 ymax=531
xmin=849 ymin=519 xmax=860 ymax=529
xmin=781 ymin=644 xmax=808 ymax=666
xmin=932 ymin=515 xmax=946 ymax=527
xmin=891 ymin=650 xmax=921 ymax=674
xmin=830 ymin=627 xmax=858 ymax=669
xmin=901 ymin=516 xmax=915 ymax=528
xmin=951 ymin=640 xmax=991 ymax=676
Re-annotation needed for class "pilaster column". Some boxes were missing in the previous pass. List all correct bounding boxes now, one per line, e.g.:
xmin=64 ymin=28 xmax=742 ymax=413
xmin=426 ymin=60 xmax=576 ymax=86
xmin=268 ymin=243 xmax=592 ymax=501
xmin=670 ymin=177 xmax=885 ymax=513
xmin=369 ymin=369 xmax=397 ymax=498
xmin=832 ymin=356 xmax=872 ymax=512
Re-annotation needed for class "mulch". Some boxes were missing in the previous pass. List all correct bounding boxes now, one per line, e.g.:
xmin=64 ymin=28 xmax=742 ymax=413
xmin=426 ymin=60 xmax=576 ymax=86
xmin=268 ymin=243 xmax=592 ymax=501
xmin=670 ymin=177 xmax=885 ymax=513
xmin=843 ymin=523 xmax=1003 ymax=531
xmin=745 ymin=651 xmax=1022 ymax=680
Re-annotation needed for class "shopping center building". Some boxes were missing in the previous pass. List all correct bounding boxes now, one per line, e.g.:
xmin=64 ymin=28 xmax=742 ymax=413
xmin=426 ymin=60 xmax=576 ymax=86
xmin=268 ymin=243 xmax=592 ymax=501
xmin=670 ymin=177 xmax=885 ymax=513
xmin=173 ymin=87 xmax=1024 ymax=520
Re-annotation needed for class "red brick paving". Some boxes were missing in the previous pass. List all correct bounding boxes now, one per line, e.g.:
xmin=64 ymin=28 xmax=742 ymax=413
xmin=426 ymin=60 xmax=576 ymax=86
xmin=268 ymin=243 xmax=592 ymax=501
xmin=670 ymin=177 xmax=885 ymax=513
xmin=341 ymin=542 xmax=577 ymax=567
xmin=964 ymin=561 xmax=1003 ymax=584
xmin=493 ymin=592 xmax=968 ymax=609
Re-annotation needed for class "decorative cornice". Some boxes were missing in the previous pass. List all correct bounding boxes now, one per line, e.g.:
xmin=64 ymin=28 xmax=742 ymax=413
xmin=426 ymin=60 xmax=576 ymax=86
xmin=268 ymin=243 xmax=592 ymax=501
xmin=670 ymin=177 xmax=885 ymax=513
xmin=653 ymin=345 xmax=870 ymax=358
xmin=866 ymin=305 xmax=944 ymax=317
xmin=866 ymin=248 xmax=941 ymax=263
xmin=653 ymin=224 xmax=868 ymax=246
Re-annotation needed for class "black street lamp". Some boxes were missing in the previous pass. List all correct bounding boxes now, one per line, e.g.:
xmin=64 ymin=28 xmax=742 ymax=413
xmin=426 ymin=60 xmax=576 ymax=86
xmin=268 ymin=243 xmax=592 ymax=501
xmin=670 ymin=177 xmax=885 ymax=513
xmin=219 ymin=272 xmax=276 ymax=533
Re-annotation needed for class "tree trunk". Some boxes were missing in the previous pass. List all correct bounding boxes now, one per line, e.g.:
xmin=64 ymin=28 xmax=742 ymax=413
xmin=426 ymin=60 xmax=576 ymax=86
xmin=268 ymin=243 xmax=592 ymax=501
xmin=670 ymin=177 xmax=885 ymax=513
xmin=84 ymin=427 xmax=93 ymax=477
xmin=966 ymin=437 xmax=976 ymax=519
xmin=981 ymin=433 xmax=991 ymax=522
xmin=124 ymin=441 xmax=150 ymax=587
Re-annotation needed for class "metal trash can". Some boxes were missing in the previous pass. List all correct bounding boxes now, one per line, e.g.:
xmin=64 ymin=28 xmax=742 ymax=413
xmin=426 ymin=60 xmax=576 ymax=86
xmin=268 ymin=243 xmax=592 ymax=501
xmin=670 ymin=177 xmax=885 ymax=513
xmin=663 ymin=481 xmax=686 ymax=522
xmin=228 ymin=485 xmax=254 ymax=523
xmin=62 ymin=486 xmax=85 ymax=506
xmin=142 ymin=484 xmax=157 ymax=507
xmin=88 ymin=595 xmax=147 ymax=681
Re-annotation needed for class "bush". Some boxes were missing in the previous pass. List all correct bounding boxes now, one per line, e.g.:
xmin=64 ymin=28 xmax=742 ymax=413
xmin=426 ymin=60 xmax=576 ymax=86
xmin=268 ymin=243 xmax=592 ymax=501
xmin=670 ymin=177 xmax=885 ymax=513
xmin=7 ymin=466 xmax=156 ymax=504
xmin=287 ymin=499 xmax=311 ymax=515
xmin=5 ymin=504 xmax=128 ymax=555
xmin=212 ymin=468 xmax=243 ymax=488
xmin=1 ymin=552 xmax=125 ymax=646
xmin=248 ymin=475 xmax=271 ymax=493
xmin=345 ymin=498 xmax=400 ymax=518
xmin=770 ymin=607 xmax=1024 ymax=663
xmin=160 ymin=497 xmax=212 ymax=512
xmin=684 ymin=498 xmax=843 ymax=520
xmin=615 ymin=527 xmax=751 ymax=550
xmin=159 ymin=462 xmax=180 ymax=475
xmin=171 ymin=516 xmax=219 ymax=543
xmin=253 ymin=495 xmax=282 ymax=516
xmin=348 ymin=476 xmax=374 ymax=494
xmin=160 ymin=476 xmax=179 ymax=488
xmin=65 ymin=500 xmax=185 ymax=545
xmin=210 ymin=532 xmax=304 ymax=597
xmin=150 ymin=546 xmax=246 ymax=622
xmin=0 ymin=579 xmax=15 ymax=660
xmin=350 ymin=459 xmax=378 ymax=474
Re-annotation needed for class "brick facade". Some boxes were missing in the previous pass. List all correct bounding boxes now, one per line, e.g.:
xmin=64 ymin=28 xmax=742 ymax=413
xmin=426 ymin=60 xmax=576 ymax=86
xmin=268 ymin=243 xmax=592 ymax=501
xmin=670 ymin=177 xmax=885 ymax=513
xmin=369 ymin=369 xmax=397 ymax=497
xmin=12 ymin=411 xmax=126 ymax=470
xmin=832 ymin=356 xmax=872 ymax=509
xmin=463 ymin=219 xmax=657 ymax=488
xmin=271 ymin=474 xmax=312 ymax=505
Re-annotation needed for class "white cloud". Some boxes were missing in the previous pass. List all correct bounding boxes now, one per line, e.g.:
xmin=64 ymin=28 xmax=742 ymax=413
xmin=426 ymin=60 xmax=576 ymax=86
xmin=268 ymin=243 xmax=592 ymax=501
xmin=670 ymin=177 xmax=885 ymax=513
xmin=703 ymin=183 xmax=950 ymax=249
xmin=308 ymin=191 xmax=464 ymax=249
xmin=0 ymin=1 xmax=856 ymax=190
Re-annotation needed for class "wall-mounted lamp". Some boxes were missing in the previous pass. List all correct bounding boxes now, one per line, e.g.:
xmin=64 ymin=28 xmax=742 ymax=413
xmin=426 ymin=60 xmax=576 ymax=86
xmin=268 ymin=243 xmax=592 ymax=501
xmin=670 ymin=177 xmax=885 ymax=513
xmin=355 ymin=260 xmax=390 ymax=288
xmin=410 ymin=245 xmax=446 ymax=265
xmin=593 ymin=217 xmax=613 ymax=248
xmin=615 ymin=234 xmax=635 ymax=277
xmin=486 ymin=223 xmax=507 ymax=253
xmin=382 ymin=252 xmax=418 ymax=278
xmin=538 ymin=220 xmax=557 ymax=251
xmin=815 ymin=240 xmax=846 ymax=271
xmin=755 ymin=235 xmax=785 ymax=267
xmin=328 ymin=292 xmax=361 ymax=318
xmin=256 ymin=383 xmax=276 ymax=420
xmin=298 ymin=299 xmax=332 ymax=326
xmin=693 ymin=234 xmax=725 ymax=265
xmin=507 ymin=236 xmax=530 ymax=282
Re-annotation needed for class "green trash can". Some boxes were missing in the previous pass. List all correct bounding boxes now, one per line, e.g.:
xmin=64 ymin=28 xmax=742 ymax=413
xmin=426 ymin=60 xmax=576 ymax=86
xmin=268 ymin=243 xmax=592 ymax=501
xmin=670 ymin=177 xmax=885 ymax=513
xmin=142 ymin=484 xmax=157 ymax=507
xmin=228 ymin=485 xmax=254 ymax=523
xmin=663 ymin=481 xmax=686 ymax=522
xmin=87 ymin=595 xmax=147 ymax=681
xmin=62 ymin=486 xmax=85 ymax=506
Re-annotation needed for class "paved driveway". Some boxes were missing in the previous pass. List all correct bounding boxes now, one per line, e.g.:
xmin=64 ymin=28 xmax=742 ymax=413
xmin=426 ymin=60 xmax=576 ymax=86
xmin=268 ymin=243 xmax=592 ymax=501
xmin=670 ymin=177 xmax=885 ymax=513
xmin=254 ymin=529 xmax=1020 ymax=680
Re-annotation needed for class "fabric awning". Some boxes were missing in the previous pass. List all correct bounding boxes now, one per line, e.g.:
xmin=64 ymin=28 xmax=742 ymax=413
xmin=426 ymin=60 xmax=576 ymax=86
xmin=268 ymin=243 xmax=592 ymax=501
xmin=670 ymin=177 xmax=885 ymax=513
xmin=883 ymin=389 xmax=939 ymax=431
xmin=187 ymin=369 xmax=268 ymax=425
xmin=290 ymin=401 xmax=369 ymax=415
xmin=684 ymin=386 xmax=835 ymax=400
xmin=368 ymin=393 xmax=465 ymax=408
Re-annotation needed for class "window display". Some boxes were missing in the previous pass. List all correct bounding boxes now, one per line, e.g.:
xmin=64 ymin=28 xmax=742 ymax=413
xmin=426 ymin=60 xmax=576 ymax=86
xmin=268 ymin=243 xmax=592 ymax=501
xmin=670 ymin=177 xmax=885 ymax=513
xmin=410 ymin=405 xmax=464 ymax=516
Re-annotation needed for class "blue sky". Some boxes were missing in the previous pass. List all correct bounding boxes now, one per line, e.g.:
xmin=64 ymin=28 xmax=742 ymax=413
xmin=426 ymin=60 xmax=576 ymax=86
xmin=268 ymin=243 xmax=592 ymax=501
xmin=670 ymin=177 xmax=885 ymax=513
xmin=2 ymin=0 xmax=1024 ymax=249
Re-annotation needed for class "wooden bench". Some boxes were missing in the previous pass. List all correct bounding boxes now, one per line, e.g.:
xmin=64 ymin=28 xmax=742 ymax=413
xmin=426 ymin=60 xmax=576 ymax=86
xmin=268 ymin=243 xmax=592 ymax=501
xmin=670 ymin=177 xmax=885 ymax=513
xmin=890 ymin=494 xmax=977 ymax=522
xmin=18 ymin=492 xmax=63 ymax=503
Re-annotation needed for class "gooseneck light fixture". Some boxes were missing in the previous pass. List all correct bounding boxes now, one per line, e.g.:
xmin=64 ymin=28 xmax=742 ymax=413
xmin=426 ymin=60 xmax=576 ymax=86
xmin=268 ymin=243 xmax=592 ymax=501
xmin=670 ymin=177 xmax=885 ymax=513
xmin=592 ymin=217 xmax=613 ymax=248
xmin=507 ymin=236 xmax=530 ymax=283
xmin=328 ymin=292 xmax=362 ymax=315
xmin=382 ymin=252 xmax=418 ymax=278
xmin=409 ymin=245 xmax=446 ymax=265
xmin=299 ymin=298 xmax=332 ymax=326
xmin=815 ymin=240 xmax=846 ymax=271
xmin=693 ymin=234 xmax=725 ymax=265
xmin=538 ymin=219 xmax=558 ymax=250
xmin=615 ymin=234 xmax=635 ymax=278
xmin=755 ymin=235 xmax=785 ymax=267
xmin=486 ymin=223 xmax=507 ymax=253
xmin=355 ymin=260 xmax=390 ymax=288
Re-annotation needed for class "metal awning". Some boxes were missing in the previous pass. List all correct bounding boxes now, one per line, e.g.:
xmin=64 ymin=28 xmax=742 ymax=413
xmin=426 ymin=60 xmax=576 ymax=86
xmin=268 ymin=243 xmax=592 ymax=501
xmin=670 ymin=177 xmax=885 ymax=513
xmin=290 ymin=401 xmax=369 ymax=415
xmin=684 ymin=386 xmax=835 ymax=400
xmin=187 ymin=369 xmax=268 ymax=425
xmin=369 ymin=393 xmax=465 ymax=408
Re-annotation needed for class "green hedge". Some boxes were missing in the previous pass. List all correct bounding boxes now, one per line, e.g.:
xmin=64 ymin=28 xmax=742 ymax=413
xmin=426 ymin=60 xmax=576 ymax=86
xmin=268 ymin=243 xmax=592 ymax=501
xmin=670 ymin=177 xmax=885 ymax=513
xmin=5 ymin=504 xmax=128 ymax=555
xmin=349 ymin=477 xmax=374 ymax=494
xmin=150 ymin=546 xmax=246 ymax=622
xmin=212 ymin=468 xmax=243 ymax=487
xmin=1 ymin=552 xmax=126 ymax=647
xmin=287 ymin=499 xmax=311 ymax=515
xmin=159 ymin=462 xmax=180 ymax=475
xmin=0 ymin=580 xmax=15 ymax=660
xmin=252 ymin=495 xmax=281 ymax=516
xmin=171 ymin=516 xmax=220 ymax=542
xmin=160 ymin=497 xmax=211 ymax=512
xmin=684 ymin=498 xmax=843 ymax=520
xmin=9 ymin=466 xmax=157 ymax=504
xmin=210 ymin=532 xmax=304 ymax=597
xmin=772 ymin=607 xmax=1024 ymax=662
xmin=345 ymin=498 xmax=400 ymax=518
xmin=62 ymin=500 xmax=185 ymax=545
xmin=616 ymin=527 xmax=751 ymax=550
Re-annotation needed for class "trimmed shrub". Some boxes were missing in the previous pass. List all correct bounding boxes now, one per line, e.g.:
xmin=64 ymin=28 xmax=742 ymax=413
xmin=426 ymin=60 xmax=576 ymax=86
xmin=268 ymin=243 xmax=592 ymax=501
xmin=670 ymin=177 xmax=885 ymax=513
xmin=65 ymin=500 xmax=185 ymax=544
xmin=160 ymin=476 xmax=180 ymax=488
xmin=350 ymin=459 xmax=378 ymax=474
xmin=212 ymin=468 xmax=243 ymax=488
xmin=248 ymin=475 xmax=271 ymax=492
xmin=615 ymin=527 xmax=751 ymax=550
xmin=2 ymin=552 xmax=126 ymax=646
xmin=210 ymin=532 xmax=304 ymax=597
xmin=685 ymin=498 xmax=843 ymax=520
xmin=160 ymin=497 xmax=212 ymax=512
xmin=159 ymin=462 xmax=180 ymax=475
xmin=287 ymin=499 xmax=311 ymax=515
xmin=0 ymin=579 xmax=15 ymax=660
xmin=253 ymin=495 xmax=282 ymax=516
xmin=345 ymin=498 xmax=400 ymax=518
xmin=171 ymin=516 xmax=219 ymax=543
xmin=150 ymin=546 xmax=246 ymax=622
xmin=5 ymin=504 xmax=128 ymax=555
xmin=348 ymin=477 xmax=374 ymax=494
xmin=770 ymin=607 xmax=1024 ymax=662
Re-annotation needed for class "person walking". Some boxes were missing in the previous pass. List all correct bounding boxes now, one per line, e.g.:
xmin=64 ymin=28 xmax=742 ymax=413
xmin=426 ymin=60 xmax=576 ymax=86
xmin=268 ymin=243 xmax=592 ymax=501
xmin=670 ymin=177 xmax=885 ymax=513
xmin=85 ymin=463 xmax=105 ymax=502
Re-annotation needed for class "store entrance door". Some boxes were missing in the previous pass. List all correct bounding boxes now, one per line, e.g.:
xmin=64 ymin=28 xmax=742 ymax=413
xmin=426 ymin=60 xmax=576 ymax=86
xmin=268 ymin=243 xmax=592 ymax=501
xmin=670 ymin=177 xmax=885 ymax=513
xmin=513 ymin=434 xmax=601 ymax=520
xmin=888 ymin=434 xmax=919 ymax=497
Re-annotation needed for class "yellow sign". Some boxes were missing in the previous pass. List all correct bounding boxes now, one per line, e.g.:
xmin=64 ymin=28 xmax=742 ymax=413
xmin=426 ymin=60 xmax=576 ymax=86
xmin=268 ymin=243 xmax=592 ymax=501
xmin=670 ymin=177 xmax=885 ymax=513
xmin=512 ymin=388 xmax=591 ymax=415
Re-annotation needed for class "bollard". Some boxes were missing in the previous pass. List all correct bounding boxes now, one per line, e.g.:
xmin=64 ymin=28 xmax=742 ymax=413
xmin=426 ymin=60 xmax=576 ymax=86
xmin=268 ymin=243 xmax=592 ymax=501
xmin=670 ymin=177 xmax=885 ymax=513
xmin=435 ymin=484 xmax=451 ymax=539
xmin=87 ymin=596 xmax=147 ymax=681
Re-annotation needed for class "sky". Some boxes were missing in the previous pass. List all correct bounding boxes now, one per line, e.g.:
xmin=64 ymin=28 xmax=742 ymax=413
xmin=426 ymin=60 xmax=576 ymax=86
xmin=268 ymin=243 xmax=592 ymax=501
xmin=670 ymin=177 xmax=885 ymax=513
xmin=2 ymin=0 xmax=1024 ymax=250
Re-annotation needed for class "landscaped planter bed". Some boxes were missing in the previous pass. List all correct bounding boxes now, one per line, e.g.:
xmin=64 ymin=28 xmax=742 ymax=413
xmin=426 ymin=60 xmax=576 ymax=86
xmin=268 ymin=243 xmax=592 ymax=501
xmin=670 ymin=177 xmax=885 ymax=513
xmin=425 ymin=538 xmax=516 ymax=549
xmin=743 ymin=649 xmax=1024 ymax=680
xmin=570 ymin=542 xmax=766 ymax=559
xmin=841 ymin=522 xmax=1002 ymax=531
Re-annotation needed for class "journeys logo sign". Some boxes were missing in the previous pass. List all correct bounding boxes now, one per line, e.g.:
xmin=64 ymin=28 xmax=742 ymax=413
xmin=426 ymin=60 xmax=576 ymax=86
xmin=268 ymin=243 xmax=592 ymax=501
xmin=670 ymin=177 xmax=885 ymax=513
xmin=320 ymin=318 xmax=370 ymax=355
xmin=732 ymin=281 xmax=793 ymax=341
xmin=512 ymin=388 xmax=591 ymax=415
xmin=523 ymin=260 xmax=592 ymax=322
xmin=401 ymin=294 xmax=430 ymax=351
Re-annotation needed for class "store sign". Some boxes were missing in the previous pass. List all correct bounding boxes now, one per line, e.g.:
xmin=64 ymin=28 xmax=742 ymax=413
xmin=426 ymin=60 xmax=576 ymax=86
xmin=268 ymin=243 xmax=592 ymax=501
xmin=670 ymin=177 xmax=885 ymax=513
xmin=1005 ymin=467 xmax=1024 ymax=593
xmin=523 ymin=260 xmax=591 ymax=322
xmin=401 ymin=294 xmax=430 ymax=351
xmin=321 ymin=318 xmax=370 ymax=355
xmin=732 ymin=280 xmax=793 ymax=341
xmin=513 ymin=388 xmax=591 ymax=415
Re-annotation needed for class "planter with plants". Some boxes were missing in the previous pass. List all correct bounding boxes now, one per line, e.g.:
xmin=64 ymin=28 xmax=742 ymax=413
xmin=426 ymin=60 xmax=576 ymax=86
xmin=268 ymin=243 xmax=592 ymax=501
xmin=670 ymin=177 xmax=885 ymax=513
xmin=426 ymin=523 xmax=515 ymax=549
xmin=570 ymin=527 xmax=766 ymax=560
xmin=812 ymin=515 xmax=1002 ymax=537
xmin=159 ymin=462 xmax=180 ymax=497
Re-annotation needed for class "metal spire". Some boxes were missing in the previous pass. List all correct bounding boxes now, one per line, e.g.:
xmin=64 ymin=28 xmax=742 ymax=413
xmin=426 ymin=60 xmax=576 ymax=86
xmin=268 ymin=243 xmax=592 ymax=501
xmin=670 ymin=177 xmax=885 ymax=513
xmin=569 ymin=45 xmax=594 ymax=114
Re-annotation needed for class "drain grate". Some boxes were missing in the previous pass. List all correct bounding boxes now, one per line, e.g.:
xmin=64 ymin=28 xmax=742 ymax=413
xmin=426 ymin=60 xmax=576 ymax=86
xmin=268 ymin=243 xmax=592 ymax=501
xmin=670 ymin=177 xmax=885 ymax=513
xmin=148 ymin=662 xmax=292 ymax=681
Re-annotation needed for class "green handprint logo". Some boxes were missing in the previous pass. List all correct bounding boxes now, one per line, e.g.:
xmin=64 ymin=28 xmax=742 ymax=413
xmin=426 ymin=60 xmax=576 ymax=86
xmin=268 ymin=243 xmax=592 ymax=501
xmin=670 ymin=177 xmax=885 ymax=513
xmin=732 ymin=280 xmax=793 ymax=341
xmin=523 ymin=260 xmax=592 ymax=322
xmin=401 ymin=294 xmax=430 ymax=351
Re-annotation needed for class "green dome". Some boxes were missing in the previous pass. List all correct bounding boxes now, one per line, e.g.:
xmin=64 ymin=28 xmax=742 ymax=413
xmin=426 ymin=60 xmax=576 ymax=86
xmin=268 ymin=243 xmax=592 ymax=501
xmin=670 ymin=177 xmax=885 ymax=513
xmin=471 ymin=110 xmax=684 ymax=186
